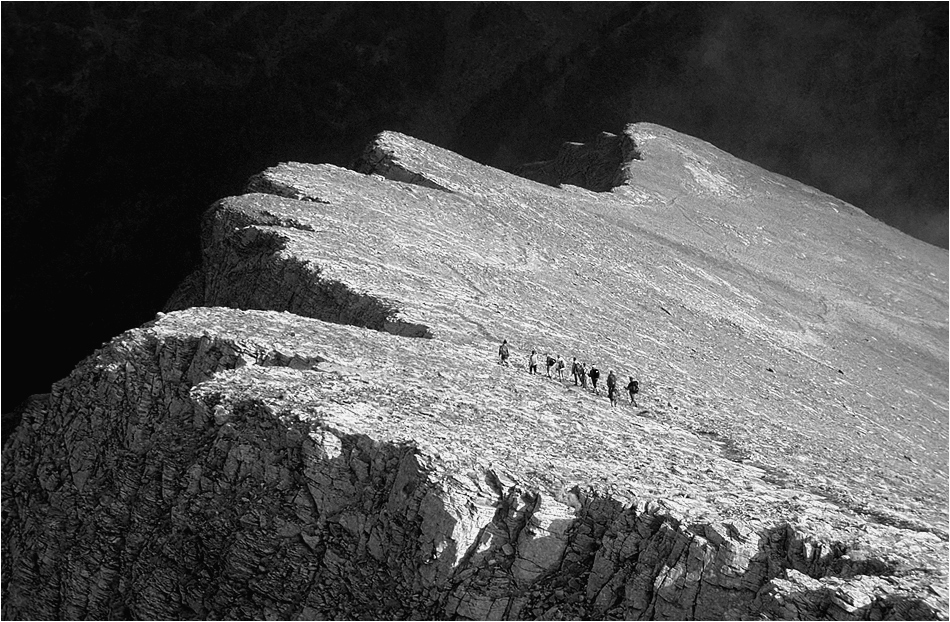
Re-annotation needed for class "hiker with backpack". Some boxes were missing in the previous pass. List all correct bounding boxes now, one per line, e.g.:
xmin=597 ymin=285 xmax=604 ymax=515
xmin=579 ymin=362 xmax=588 ymax=389
xmin=627 ymin=377 xmax=639 ymax=406
xmin=571 ymin=358 xmax=580 ymax=385
xmin=545 ymin=353 xmax=556 ymax=377
xmin=606 ymin=370 xmax=617 ymax=406
xmin=556 ymin=355 xmax=566 ymax=381
xmin=498 ymin=340 xmax=511 ymax=366
xmin=588 ymin=365 xmax=601 ymax=394
xmin=528 ymin=350 xmax=539 ymax=374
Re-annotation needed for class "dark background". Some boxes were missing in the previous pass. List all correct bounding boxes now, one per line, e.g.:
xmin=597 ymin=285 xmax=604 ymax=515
xmin=3 ymin=2 xmax=947 ymax=414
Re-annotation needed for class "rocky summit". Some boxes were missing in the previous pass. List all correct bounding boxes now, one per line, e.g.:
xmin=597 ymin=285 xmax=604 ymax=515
xmin=3 ymin=123 xmax=947 ymax=620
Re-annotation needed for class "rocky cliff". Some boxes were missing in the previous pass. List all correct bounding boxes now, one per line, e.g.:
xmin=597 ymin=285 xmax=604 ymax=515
xmin=3 ymin=123 xmax=947 ymax=620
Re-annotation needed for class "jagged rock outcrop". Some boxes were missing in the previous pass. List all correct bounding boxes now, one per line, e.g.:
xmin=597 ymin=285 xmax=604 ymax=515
xmin=516 ymin=131 xmax=639 ymax=192
xmin=4 ymin=123 xmax=947 ymax=619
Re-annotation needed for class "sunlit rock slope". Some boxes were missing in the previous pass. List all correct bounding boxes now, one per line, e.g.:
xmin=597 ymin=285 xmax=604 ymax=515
xmin=4 ymin=123 xmax=947 ymax=620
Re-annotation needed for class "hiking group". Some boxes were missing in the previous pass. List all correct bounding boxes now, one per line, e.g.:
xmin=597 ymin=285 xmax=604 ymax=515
xmin=498 ymin=340 xmax=640 ymax=407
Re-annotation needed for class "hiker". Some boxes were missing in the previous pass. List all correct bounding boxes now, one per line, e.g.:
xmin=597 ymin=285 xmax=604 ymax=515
xmin=571 ymin=357 xmax=579 ymax=385
xmin=579 ymin=363 xmax=588 ymax=389
xmin=627 ymin=377 xmax=639 ymax=406
xmin=606 ymin=370 xmax=617 ymax=406
xmin=498 ymin=340 xmax=511 ymax=366
xmin=589 ymin=365 xmax=600 ymax=394
xmin=556 ymin=355 xmax=566 ymax=381
xmin=528 ymin=350 xmax=539 ymax=374
xmin=545 ymin=353 xmax=556 ymax=377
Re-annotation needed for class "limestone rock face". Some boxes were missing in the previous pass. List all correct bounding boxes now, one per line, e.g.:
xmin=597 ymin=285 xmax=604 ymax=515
xmin=4 ymin=123 xmax=947 ymax=620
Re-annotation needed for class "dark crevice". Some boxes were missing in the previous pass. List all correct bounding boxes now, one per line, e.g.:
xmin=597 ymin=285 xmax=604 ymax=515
xmin=849 ymin=503 xmax=948 ymax=539
xmin=244 ymin=172 xmax=333 ymax=204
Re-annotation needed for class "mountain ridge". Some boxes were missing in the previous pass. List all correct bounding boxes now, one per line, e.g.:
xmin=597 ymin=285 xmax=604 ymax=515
xmin=3 ymin=123 xmax=946 ymax=619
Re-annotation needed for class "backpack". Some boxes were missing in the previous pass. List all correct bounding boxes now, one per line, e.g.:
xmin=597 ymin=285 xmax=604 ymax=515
xmin=500 ymin=344 xmax=509 ymax=357
xmin=547 ymin=356 xmax=556 ymax=367
xmin=557 ymin=359 xmax=565 ymax=370
xmin=631 ymin=381 xmax=639 ymax=394
xmin=607 ymin=373 xmax=616 ymax=388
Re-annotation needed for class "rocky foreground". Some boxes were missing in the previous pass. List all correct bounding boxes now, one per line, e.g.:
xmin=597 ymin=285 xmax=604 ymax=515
xmin=3 ymin=124 xmax=948 ymax=620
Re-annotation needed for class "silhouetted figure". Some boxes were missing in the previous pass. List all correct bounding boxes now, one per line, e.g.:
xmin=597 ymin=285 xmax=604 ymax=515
xmin=528 ymin=350 xmax=538 ymax=374
xmin=606 ymin=370 xmax=617 ymax=406
xmin=571 ymin=358 xmax=579 ymax=385
xmin=627 ymin=377 xmax=639 ymax=406
xmin=556 ymin=355 xmax=566 ymax=381
xmin=589 ymin=365 xmax=600 ymax=394
xmin=579 ymin=363 xmax=588 ymax=389
xmin=498 ymin=340 xmax=511 ymax=366
xmin=545 ymin=354 xmax=556 ymax=377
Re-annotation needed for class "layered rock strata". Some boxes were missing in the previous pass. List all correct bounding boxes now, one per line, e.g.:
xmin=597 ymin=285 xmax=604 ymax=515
xmin=4 ymin=123 xmax=948 ymax=619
